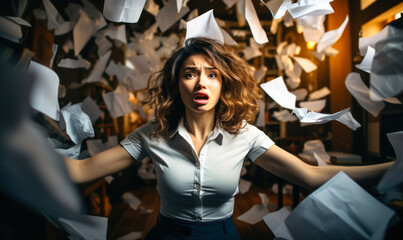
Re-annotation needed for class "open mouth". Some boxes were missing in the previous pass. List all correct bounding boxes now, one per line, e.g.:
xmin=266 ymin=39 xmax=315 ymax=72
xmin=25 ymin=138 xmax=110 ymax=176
xmin=194 ymin=93 xmax=209 ymax=104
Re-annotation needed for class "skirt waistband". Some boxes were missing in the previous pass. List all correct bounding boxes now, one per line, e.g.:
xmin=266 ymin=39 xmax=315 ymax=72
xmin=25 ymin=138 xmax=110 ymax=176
xmin=157 ymin=214 xmax=234 ymax=235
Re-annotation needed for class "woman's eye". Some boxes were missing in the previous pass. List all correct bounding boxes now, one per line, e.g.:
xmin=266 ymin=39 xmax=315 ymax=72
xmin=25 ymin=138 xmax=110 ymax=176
xmin=185 ymin=72 xmax=194 ymax=78
xmin=209 ymin=73 xmax=217 ymax=78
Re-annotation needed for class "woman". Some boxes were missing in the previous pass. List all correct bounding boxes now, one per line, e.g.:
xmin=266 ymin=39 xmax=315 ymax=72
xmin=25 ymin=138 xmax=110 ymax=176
xmin=65 ymin=37 xmax=392 ymax=239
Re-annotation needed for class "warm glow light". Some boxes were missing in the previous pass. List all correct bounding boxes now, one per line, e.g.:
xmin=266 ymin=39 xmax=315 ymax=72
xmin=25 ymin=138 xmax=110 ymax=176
xmin=306 ymin=41 xmax=316 ymax=50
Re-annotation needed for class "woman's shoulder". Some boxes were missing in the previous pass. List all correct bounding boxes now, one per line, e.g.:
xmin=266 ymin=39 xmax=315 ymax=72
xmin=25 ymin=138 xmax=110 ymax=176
xmin=239 ymin=121 xmax=261 ymax=134
xmin=129 ymin=121 xmax=157 ymax=137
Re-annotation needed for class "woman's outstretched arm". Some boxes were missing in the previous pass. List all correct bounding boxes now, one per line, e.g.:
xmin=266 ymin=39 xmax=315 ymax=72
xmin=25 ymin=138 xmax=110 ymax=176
xmin=64 ymin=145 xmax=135 ymax=183
xmin=254 ymin=145 xmax=393 ymax=191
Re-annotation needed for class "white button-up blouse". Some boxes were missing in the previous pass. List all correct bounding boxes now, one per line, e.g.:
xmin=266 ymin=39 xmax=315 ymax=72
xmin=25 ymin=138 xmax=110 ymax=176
xmin=120 ymin=118 xmax=274 ymax=222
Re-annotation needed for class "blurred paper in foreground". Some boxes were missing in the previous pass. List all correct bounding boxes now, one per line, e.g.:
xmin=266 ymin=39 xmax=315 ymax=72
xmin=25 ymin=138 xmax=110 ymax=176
xmin=264 ymin=172 xmax=395 ymax=240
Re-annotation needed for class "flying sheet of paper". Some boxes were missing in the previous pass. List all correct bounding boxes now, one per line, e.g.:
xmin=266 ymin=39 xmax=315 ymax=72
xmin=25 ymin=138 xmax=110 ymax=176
xmin=237 ymin=204 xmax=269 ymax=225
xmin=82 ymin=51 xmax=111 ymax=85
xmin=239 ymin=178 xmax=252 ymax=194
xmin=242 ymin=46 xmax=263 ymax=61
xmin=285 ymin=61 xmax=301 ymax=90
xmin=273 ymin=109 xmax=298 ymax=122
xmin=313 ymin=152 xmax=329 ymax=166
xmin=42 ymin=0 xmax=65 ymax=30
xmin=176 ymin=0 xmax=185 ymax=13
xmin=81 ymin=96 xmax=103 ymax=122
xmin=300 ymin=15 xmax=326 ymax=42
xmin=308 ymin=86 xmax=330 ymax=100
xmin=103 ymin=24 xmax=127 ymax=44
xmin=292 ymin=56 xmax=317 ymax=73
xmin=59 ymin=215 xmax=108 ymax=240
xmin=54 ymin=143 xmax=82 ymax=159
xmin=1 ymin=120 xmax=84 ymax=221
xmin=81 ymin=0 xmax=108 ymax=31
xmin=355 ymin=46 xmax=375 ymax=73
xmin=293 ymin=107 xmax=350 ymax=126
xmin=220 ymin=27 xmax=238 ymax=46
xmin=263 ymin=206 xmax=292 ymax=239
xmin=284 ymin=42 xmax=301 ymax=56
xmin=0 ymin=16 xmax=23 ymax=43
xmin=287 ymin=0 xmax=334 ymax=19
xmin=73 ymin=10 xmax=93 ymax=56
xmin=61 ymin=103 xmax=95 ymax=144
xmin=106 ymin=60 xmax=136 ymax=86
xmin=261 ymin=76 xmax=296 ymax=110
xmin=298 ymin=139 xmax=330 ymax=163
xmin=378 ymin=131 xmax=403 ymax=194
xmin=370 ymin=25 xmax=403 ymax=101
xmin=345 ymin=72 xmax=384 ymax=117
xmin=284 ymin=172 xmax=395 ymax=240
xmin=299 ymin=99 xmax=326 ymax=112
xmin=103 ymin=0 xmax=146 ymax=23
xmin=185 ymin=10 xmax=224 ymax=44
xmin=5 ymin=16 xmax=31 ymax=27
xmin=291 ymin=88 xmax=308 ymax=101
xmin=237 ymin=0 xmax=269 ymax=44
xmin=28 ymin=61 xmax=60 ymax=121
xmin=156 ymin=0 xmax=189 ymax=32
xmin=102 ymin=88 xmax=134 ymax=118
xmin=299 ymin=14 xmax=325 ymax=30
xmin=127 ymin=55 xmax=150 ymax=74
xmin=283 ymin=12 xmax=294 ymax=27
xmin=358 ymin=25 xmax=389 ymax=56
xmin=335 ymin=111 xmax=361 ymax=131
xmin=261 ymin=0 xmax=292 ymax=20
xmin=130 ymin=40 xmax=161 ymax=71
xmin=122 ymin=192 xmax=141 ymax=211
xmin=303 ymin=25 xmax=325 ymax=43
xmin=126 ymin=72 xmax=151 ymax=92
xmin=223 ymin=0 xmax=239 ymax=8
xmin=95 ymin=34 xmax=113 ymax=56
xmin=58 ymin=56 xmax=91 ymax=69
xmin=116 ymin=232 xmax=143 ymax=240
xmin=254 ymin=65 xmax=268 ymax=84
xmin=317 ymin=15 xmax=349 ymax=53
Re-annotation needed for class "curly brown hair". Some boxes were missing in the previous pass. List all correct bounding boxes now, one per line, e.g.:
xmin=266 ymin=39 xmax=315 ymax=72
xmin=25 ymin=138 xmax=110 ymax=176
xmin=143 ymin=37 xmax=262 ymax=137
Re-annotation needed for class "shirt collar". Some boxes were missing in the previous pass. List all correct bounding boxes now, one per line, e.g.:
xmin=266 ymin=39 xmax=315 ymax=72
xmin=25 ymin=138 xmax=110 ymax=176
xmin=168 ymin=117 xmax=223 ymax=145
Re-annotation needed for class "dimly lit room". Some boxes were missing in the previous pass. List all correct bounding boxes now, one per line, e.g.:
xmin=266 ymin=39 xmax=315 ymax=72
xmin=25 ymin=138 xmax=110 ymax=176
xmin=0 ymin=0 xmax=402 ymax=239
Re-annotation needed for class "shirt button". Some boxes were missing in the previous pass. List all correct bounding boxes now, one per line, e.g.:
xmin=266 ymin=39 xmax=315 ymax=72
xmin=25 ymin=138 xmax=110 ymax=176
xmin=195 ymin=184 xmax=200 ymax=190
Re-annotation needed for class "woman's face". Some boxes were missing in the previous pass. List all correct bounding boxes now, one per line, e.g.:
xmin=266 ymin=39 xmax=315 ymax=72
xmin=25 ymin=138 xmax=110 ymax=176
xmin=178 ymin=54 xmax=222 ymax=115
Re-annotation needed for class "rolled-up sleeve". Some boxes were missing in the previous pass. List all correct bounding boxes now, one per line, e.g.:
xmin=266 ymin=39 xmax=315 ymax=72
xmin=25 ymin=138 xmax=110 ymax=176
xmin=245 ymin=124 xmax=274 ymax=162
xmin=120 ymin=123 xmax=151 ymax=162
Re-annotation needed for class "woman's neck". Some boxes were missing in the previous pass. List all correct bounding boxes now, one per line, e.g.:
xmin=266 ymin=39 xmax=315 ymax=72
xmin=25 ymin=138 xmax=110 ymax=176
xmin=184 ymin=110 xmax=216 ymax=142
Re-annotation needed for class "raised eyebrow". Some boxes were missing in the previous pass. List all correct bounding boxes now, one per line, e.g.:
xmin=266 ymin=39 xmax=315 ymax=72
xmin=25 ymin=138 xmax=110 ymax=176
xmin=182 ymin=66 xmax=218 ymax=71
xmin=183 ymin=66 xmax=197 ymax=71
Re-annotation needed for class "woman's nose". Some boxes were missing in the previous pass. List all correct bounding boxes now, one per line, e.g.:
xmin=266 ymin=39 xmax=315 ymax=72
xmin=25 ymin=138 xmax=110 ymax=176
xmin=197 ymin=74 xmax=208 ymax=89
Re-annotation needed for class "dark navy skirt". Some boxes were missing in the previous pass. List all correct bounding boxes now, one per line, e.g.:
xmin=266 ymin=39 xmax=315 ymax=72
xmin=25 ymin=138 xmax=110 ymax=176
xmin=144 ymin=213 xmax=242 ymax=240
